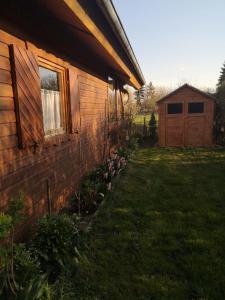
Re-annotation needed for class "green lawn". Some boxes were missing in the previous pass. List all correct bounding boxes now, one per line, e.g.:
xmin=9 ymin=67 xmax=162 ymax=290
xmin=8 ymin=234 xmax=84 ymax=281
xmin=134 ymin=114 xmax=150 ymax=125
xmin=134 ymin=114 xmax=158 ymax=125
xmin=64 ymin=148 xmax=225 ymax=299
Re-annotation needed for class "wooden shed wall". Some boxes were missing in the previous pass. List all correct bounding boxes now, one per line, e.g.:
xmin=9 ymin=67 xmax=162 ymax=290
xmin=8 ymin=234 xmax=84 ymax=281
xmin=158 ymin=86 xmax=215 ymax=147
xmin=0 ymin=29 xmax=117 ymax=233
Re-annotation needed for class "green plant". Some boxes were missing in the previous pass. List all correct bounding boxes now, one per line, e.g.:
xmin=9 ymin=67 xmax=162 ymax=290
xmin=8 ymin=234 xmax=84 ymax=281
xmin=127 ymin=137 xmax=139 ymax=151
xmin=143 ymin=116 xmax=148 ymax=138
xmin=80 ymin=176 xmax=106 ymax=215
xmin=0 ymin=193 xmax=26 ymax=297
xmin=32 ymin=214 xmax=80 ymax=275
xmin=117 ymin=147 xmax=131 ymax=160
xmin=7 ymin=193 xmax=25 ymax=225
xmin=149 ymin=111 xmax=157 ymax=143
xmin=69 ymin=148 xmax=131 ymax=217
xmin=0 ymin=194 xmax=46 ymax=300
xmin=0 ymin=244 xmax=48 ymax=300
xmin=0 ymin=213 xmax=12 ymax=240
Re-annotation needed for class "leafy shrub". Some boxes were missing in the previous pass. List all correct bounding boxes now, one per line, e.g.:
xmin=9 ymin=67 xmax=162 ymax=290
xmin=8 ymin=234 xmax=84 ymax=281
xmin=32 ymin=214 xmax=80 ymax=275
xmin=80 ymin=179 xmax=105 ymax=215
xmin=117 ymin=147 xmax=132 ymax=160
xmin=133 ymin=132 xmax=144 ymax=144
xmin=69 ymin=148 xmax=131 ymax=216
xmin=0 ymin=194 xmax=49 ymax=300
xmin=149 ymin=111 xmax=157 ymax=144
xmin=0 ymin=245 xmax=48 ymax=300
xmin=127 ymin=137 xmax=139 ymax=151
xmin=7 ymin=193 xmax=25 ymax=225
xmin=0 ymin=213 xmax=12 ymax=240
xmin=0 ymin=194 xmax=26 ymax=298
xmin=0 ymin=244 xmax=48 ymax=300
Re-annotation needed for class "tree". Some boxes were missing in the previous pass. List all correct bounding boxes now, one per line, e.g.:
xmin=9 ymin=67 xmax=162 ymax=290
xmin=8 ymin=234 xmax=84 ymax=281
xmin=149 ymin=112 xmax=157 ymax=143
xmin=134 ymin=86 xmax=146 ymax=109
xmin=215 ymin=62 xmax=225 ymax=142
xmin=143 ymin=116 xmax=148 ymax=138
xmin=218 ymin=62 xmax=225 ymax=86
xmin=145 ymin=81 xmax=155 ymax=111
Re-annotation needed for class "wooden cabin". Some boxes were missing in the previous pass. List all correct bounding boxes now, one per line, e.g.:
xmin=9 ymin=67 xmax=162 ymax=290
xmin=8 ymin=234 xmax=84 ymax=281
xmin=157 ymin=84 xmax=215 ymax=147
xmin=0 ymin=0 xmax=144 ymax=232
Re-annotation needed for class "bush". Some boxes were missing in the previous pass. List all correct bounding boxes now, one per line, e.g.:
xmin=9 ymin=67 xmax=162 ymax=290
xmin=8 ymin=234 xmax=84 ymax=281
xmin=0 ymin=241 xmax=47 ymax=300
xmin=32 ymin=214 xmax=80 ymax=276
xmin=0 ymin=194 xmax=50 ymax=300
xmin=127 ymin=137 xmax=139 ymax=151
xmin=149 ymin=112 xmax=157 ymax=144
xmin=0 ymin=213 xmax=12 ymax=240
xmin=69 ymin=150 xmax=129 ymax=216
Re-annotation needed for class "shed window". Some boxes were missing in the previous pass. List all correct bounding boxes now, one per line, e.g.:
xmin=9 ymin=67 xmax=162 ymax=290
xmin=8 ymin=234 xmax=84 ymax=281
xmin=39 ymin=65 xmax=65 ymax=136
xmin=188 ymin=102 xmax=204 ymax=113
xmin=168 ymin=103 xmax=183 ymax=114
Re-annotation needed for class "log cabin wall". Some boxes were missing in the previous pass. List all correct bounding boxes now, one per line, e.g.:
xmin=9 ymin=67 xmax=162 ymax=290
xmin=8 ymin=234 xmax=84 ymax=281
xmin=0 ymin=29 xmax=116 ymax=234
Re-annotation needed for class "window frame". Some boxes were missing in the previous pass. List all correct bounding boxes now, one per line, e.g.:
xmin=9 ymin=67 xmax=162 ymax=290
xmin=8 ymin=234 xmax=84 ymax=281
xmin=188 ymin=102 xmax=204 ymax=114
xmin=167 ymin=103 xmax=183 ymax=114
xmin=38 ymin=57 xmax=68 ymax=138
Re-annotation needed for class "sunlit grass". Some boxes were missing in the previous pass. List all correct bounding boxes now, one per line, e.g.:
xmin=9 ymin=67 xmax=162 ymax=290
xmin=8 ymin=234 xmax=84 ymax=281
xmin=134 ymin=114 xmax=150 ymax=125
xmin=67 ymin=147 xmax=225 ymax=299
xmin=134 ymin=113 xmax=159 ymax=125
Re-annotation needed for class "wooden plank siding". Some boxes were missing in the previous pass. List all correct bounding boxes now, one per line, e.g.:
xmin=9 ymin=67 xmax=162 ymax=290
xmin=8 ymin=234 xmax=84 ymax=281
xmin=79 ymin=74 xmax=108 ymax=175
xmin=0 ymin=29 xmax=117 ymax=229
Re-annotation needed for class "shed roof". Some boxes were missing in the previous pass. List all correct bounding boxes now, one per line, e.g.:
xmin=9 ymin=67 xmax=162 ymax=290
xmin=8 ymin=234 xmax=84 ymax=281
xmin=157 ymin=83 xmax=215 ymax=103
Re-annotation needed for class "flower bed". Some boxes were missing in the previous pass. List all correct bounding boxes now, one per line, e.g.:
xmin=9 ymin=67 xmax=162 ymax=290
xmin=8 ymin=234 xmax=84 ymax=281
xmin=69 ymin=150 xmax=128 ymax=216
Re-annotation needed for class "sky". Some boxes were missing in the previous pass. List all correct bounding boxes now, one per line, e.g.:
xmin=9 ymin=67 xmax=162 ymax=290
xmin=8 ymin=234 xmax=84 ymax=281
xmin=113 ymin=0 xmax=225 ymax=89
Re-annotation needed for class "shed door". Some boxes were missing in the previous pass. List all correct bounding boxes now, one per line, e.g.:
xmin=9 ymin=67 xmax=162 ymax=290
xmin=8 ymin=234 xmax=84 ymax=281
xmin=166 ymin=116 xmax=184 ymax=146
xmin=185 ymin=116 xmax=205 ymax=146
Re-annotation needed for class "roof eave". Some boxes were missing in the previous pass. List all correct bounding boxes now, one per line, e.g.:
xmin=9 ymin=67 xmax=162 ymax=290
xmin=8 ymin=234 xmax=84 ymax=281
xmin=63 ymin=0 xmax=144 ymax=89
xmin=96 ymin=0 xmax=145 ymax=86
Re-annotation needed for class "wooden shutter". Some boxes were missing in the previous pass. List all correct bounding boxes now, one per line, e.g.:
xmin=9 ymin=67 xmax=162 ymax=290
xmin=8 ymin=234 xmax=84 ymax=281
xmin=10 ymin=44 xmax=44 ymax=148
xmin=68 ymin=68 xmax=80 ymax=134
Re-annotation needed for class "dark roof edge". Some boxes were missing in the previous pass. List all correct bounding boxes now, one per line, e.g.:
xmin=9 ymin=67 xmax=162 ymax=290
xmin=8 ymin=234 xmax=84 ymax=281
xmin=96 ymin=0 xmax=145 ymax=86
xmin=157 ymin=83 xmax=215 ymax=103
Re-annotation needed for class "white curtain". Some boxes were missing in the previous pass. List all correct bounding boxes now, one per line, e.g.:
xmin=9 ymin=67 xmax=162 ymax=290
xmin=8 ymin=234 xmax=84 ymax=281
xmin=41 ymin=89 xmax=61 ymax=134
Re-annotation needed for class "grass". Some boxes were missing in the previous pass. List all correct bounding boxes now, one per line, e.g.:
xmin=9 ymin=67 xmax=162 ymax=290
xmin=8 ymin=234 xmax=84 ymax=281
xmin=134 ymin=114 xmax=150 ymax=125
xmin=134 ymin=113 xmax=158 ymax=125
xmin=65 ymin=147 xmax=225 ymax=299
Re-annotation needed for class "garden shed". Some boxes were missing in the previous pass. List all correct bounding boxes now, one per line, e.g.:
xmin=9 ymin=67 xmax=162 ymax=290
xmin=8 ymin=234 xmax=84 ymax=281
xmin=157 ymin=84 xmax=215 ymax=147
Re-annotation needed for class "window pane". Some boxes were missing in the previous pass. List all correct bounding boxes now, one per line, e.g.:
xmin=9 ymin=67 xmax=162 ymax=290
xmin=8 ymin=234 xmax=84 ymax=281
xmin=39 ymin=66 xmax=62 ymax=135
xmin=188 ymin=102 xmax=204 ymax=113
xmin=168 ymin=103 xmax=183 ymax=114
xmin=41 ymin=90 xmax=61 ymax=133
xmin=39 ymin=66 xmax=60 ymax=91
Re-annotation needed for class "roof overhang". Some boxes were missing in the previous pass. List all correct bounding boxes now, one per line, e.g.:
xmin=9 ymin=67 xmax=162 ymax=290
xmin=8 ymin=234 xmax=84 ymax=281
xmin=63 ymin=0 xmax=144 ymax=88
xmin=0 ymin=0 xmax=144 ymax=88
